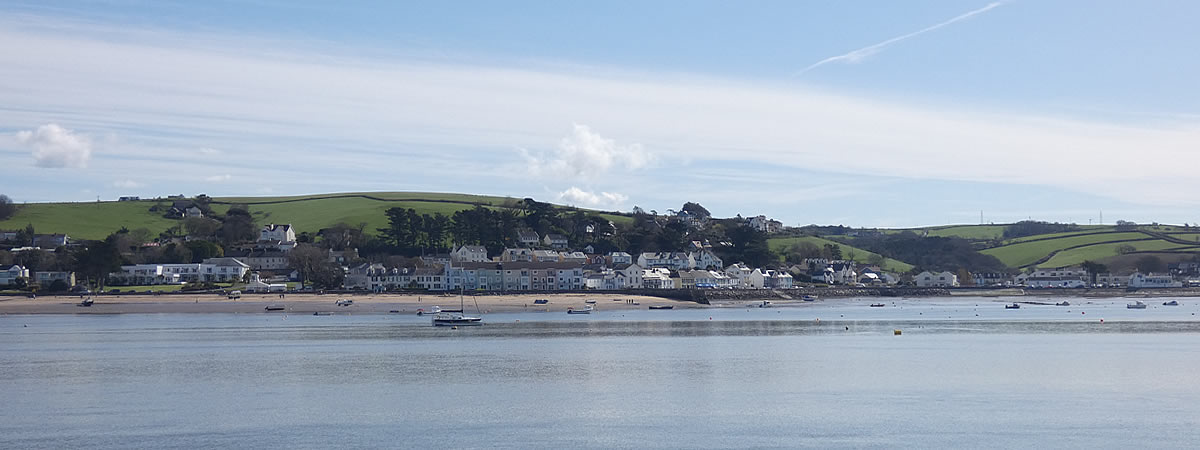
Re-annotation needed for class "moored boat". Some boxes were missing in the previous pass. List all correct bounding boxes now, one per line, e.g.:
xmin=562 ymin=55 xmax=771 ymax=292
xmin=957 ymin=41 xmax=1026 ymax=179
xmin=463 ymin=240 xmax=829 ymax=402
xmin=1004 ymin=303 xmax=1020 ymax=309
xmin=648 ymin=305 xmax=674 ymax=310
xmin=756 ymin=300 xmax=773 ymax=308
xmin=567 ymin=305 xmax=594 ymax=314
xmin=1163 ymin=300 xmax=1179 ymax=306
xmin=869 ymin=303 xmax=885 ymax=307
xmin=1055 ymin=301 xmax=1071 ymax=306
xmin=77 ymin=297 xmax=94 ymax=307
xmin=432 ymin=288 xmax=482 ymax=326
xmin=431 ymin=312 xmax=483 ymax=326
xmin=1127 ymin=301 xmax=1147 ymax=309
xmin=265 ymin=304 xmax=285 ymax=311
xmin=533 ymin=299 xmax=549 ymax=305
xmin=801 ymin=295 xmax=818 ymax=302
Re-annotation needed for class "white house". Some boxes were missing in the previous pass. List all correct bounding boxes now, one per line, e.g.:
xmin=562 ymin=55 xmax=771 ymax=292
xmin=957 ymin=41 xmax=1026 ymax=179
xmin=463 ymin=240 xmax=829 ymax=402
xmin=763 ymin=270 xmax=793 ymax=288
xmin=608 ymin=252 xmax=633 ymax=266
xmin=690 ymin=249 xmax=724 ymax=270
xmin=914 ymin=271 xmax=959 ymax=287
xmin=724 ymin=264 xmax=765 ymax=289
xmin=0 ymin=265 xmax=30 ymax=286
xmin=259 ymin=224 xmax=296 ymax=243
xmin=1128 ymin=273 xmax=1182 ymax=288
xmin=638 ymin=252 xmax=694 ymax=270
xmin=642 ymin=268 xmax=676 ymax=289
xmin=747 ymin=215 xmax=783 ymax=233
xmin=585 ymin=264 xmax=644 ymax=290
xmin=451 ymin=245 xmax=489 ymax=263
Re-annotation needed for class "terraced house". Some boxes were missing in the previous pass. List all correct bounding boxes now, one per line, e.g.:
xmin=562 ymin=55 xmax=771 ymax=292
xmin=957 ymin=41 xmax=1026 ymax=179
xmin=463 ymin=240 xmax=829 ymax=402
xmin=445 ymin=261 xmax=584 ymax=291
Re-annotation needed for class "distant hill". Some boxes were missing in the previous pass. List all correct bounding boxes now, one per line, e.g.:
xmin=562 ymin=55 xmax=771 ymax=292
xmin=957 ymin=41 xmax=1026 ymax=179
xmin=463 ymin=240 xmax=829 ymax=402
xmin=5 ymin=193 xmax=1198 ymax=274
xmin=0 ymin=192 xmax=631 ymax=241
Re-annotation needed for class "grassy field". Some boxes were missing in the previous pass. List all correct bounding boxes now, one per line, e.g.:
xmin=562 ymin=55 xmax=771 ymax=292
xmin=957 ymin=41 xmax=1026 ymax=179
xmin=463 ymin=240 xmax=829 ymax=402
xmin=0 ymin=201 xmax=184 ymax=241
xmin=1036 ymin=240 xmax=1190 ymax=268
xmin=982 ymin=232 xmax=1150 ymax=268
xmin=767 ymin=236 xmax=915 ymax=272
xmin=0 ymin=192 xmax=631 ymax=241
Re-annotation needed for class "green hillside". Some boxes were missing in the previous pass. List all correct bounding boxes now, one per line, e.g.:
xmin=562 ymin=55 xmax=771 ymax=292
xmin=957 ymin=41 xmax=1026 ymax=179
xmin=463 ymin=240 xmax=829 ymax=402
xmin=981 ymin=231 xmax=1149 ymax=268
xmin=767 ymin=236 xmax=914 ymax=273
xmin=0 ymin=192 xmax=631 ymax=241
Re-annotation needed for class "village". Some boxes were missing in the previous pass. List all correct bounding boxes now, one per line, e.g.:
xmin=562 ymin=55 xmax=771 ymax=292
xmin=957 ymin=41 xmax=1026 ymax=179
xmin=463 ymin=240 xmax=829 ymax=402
xmin=2 ymin=215 xmax=1194 ymax=296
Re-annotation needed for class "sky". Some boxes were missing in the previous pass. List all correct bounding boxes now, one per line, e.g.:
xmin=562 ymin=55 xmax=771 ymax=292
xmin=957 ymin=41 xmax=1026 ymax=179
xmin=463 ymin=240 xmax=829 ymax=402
xmin=1 ymin=0 xmax=1198 ymax=227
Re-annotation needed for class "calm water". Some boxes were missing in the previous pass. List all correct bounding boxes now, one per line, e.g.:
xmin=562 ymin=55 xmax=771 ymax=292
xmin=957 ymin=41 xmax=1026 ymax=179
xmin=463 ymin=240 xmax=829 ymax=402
xmin=3 ymin=297 xmax=1200 ymax=449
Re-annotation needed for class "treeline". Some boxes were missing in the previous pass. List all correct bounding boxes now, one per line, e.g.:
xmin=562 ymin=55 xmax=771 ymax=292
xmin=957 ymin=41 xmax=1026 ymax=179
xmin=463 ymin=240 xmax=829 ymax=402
xmin=376 ymin=199 xmax=617 ymax=256
xmin=1002 ymin=220 xmax=1079 ymax=239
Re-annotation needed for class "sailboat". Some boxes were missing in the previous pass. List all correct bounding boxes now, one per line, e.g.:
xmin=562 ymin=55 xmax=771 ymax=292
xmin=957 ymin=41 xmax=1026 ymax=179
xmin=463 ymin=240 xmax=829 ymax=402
xmin=432 ymin=286 xmax=483 ymax=326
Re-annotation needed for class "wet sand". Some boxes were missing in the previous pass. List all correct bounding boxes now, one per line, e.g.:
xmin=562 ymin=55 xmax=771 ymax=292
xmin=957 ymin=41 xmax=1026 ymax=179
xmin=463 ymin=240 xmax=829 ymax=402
xmin=0 ymin=292 xmax=694 ymax=315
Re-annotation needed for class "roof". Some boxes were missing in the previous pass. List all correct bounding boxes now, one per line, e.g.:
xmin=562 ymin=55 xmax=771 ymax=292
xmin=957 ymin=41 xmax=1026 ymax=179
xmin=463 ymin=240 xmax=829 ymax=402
xmin=517 ymin=230 xmax=540 ymax=240
xmin=262 ymin=224 xmax=293 ymax=232
xmin=454 ymin=261 xmax=584 ymax=270
xmin=202 ymin=257 xmax=250 ymax=268
xmin=545 ymin=233 xmax=568 ymax=240
xmin=458 ymin=245 xmax=487 ymax=253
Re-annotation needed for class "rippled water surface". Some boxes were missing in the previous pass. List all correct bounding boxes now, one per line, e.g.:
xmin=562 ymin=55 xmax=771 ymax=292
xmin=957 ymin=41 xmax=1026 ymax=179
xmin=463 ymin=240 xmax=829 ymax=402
xmin=3 ymin=297 xmax=1200 ymax=449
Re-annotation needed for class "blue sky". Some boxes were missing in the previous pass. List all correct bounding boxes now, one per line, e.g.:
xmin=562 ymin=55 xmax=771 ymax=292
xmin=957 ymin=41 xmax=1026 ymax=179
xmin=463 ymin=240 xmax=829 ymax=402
xmin=1 ymin=0 xmax=1198 ymax=227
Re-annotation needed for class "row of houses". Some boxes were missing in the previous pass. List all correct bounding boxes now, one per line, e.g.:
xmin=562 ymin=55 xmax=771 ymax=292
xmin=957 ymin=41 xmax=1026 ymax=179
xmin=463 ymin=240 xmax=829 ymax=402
xmin=915 ymin=267 xmax=1188 ymax=289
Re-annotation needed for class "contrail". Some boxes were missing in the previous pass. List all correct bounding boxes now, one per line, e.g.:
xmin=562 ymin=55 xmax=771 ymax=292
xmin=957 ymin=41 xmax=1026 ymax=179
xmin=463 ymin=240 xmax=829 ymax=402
xmin=796 ymin=1 xmax=1006 ymax=76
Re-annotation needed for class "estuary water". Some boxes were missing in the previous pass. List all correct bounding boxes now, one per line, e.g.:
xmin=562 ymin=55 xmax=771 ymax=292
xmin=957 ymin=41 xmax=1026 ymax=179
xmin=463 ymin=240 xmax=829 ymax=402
xmin=3 ymin=297 xmax=1200 ymax=449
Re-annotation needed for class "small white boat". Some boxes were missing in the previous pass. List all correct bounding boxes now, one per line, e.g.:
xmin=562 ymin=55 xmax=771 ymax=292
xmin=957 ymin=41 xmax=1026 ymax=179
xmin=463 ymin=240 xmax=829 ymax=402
xmin=1004 ymin=303 xmax=1020 ymax=309
xmin=1163 ymin=300 xmax=1180 ymax=306
xmin=77 ymin=297 xmax=94 ymax=307
xmin=1127 ymin=301 xmax=1148 ymax=309
xmin=756 ymin=300 xmax=772 ymax=308
xmin=336 ymin=299 xmax=353 ymax=306
xmin=567 ymin=305 xmax=594 ymax=314
xmin=1055 ymin=301 xmax=1071 ymax=306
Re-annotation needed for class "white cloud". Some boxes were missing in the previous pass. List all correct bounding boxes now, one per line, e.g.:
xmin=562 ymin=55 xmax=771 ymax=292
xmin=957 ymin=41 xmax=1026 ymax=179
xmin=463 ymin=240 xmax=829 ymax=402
xmin=204 ymin=174 xmax=232 ymax=182
xmin=556 ymin=187 xmax=629 ymax=208
xmin=14 ymin=123 xmax=92 ymax=168
xmin=111 ymin=179 xmax=143 ymax=189
xmin=520 ymin=124 xmax=653 ymax=181
xmin=797 ymin=1 xmax=1007 ymax=75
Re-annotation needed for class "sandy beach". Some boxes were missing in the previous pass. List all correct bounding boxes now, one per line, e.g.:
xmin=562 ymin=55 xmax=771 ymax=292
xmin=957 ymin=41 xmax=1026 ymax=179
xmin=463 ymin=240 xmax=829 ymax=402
xmin=0 ymin=292 xmax=697 ymax=315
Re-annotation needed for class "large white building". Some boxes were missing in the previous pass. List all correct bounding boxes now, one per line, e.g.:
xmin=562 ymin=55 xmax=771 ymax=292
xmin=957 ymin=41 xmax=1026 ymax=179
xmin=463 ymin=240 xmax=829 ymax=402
xmin=914 ymin=271 xmax=959 ymax=287
xmin=110 ymin=258 xmax=250 ymax=285
xmin=1128 ymin=273 xmax=1182 ymax=288
xmin=451 ymin=245 xmax=489 ymax=263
